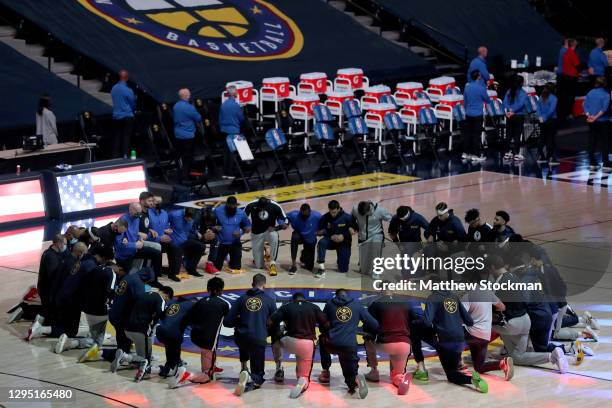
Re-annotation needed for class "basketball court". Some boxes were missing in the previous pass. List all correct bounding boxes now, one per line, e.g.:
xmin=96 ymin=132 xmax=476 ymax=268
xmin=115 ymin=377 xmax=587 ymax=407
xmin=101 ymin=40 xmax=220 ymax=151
xmin=1 ymin=170 xmax=611 ymax=407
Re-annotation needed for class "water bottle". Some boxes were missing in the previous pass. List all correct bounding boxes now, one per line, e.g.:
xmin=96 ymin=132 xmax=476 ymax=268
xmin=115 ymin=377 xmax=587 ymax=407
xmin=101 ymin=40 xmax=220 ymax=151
xmin=523 ymin=54 xmax=529 ymax=68
xmin=130 ymin=149 xmax=136 ymax=160
xmin=16 ymin=164 xmax=21 ymax=175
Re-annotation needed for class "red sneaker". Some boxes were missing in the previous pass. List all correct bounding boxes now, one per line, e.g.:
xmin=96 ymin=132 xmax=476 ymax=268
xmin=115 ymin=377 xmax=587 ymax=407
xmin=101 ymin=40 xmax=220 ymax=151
xmin=213 ymin=366 xmax=224 ymax=373
xmin=205 ymin=262 xmax=220 ymax=275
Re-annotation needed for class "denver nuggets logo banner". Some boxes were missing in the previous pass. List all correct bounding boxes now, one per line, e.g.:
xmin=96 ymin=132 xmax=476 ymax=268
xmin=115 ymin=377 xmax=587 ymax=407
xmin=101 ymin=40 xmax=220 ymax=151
xmin=1 ymin=0 xmax=434 ymax=101
xmin=77 ymin=0 xmax=303 ymax=60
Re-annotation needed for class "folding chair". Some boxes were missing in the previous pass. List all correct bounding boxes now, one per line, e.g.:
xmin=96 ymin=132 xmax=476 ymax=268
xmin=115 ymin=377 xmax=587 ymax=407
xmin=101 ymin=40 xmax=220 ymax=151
xmin=156 ymin=102 xmax=175 ymax=139
xmin=265 ymin=129 xmax=304 ymax=185
xmin=313 ymin=122 xmax=349 ymax=175
xmin=78 ymin=111 xmax=102 ymax=145
xmin=147 ymin=123 xmax=179 ymax=182
xmin=485 ymin=98 xmax=506 ymax=147
xmin=342 ymin=99 xmax=363 ymax=120
xmin=346 ymin=116 xmax=380 ymax=172
xmin=380 ymin=94 xmax=399 ymax=109
xmin=416 ymin=107 xmax=442 ymax=159
xmin=226 ymin=135 xmax=265 ymax=192
xmin=383 ymin=112 xmax=412 ymax=165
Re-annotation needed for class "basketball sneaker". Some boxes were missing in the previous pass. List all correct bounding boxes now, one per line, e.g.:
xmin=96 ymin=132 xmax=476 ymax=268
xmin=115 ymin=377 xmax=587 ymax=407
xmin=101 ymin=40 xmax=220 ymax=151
xmin=135 ymin=360 xmax=149 ymax=382
xmin=54 ymin=334 xmax=68 ymax=354
xmin=397 ymin=372 xmax=411 ymax=395
xmin=204 ymin=262 xmax=220 ymax=275
xmin=356 ymin=373 xmax=368 ymax=399
xmin=110 ymin=349 xmax=125 ymax=373
xmin=513 ymin=153 xmax=525 ymax=161
xmin=551 ymin=347 xmax=568 ymax=373
xmin=290 ymin=377 xmax=308 ymax=399
xmin=413 ymin=368 xmax=429 ymax=382
xmin=78 ymin=344 xmax=100 ymax=363
xmin=288 ymin=265 xmax=297 ymax=275
xmin=583 ymin=311 xmax=601 ymax=330
xmin=318 ymin=369 xmax=330 ymax=384
xmin=582 ymin=327 xmax=599 ymax=341
xmin=8 ymin=307 xmax=23 ymax=324
xmin=274 ymin=366 xmax=284 ymax=383
xmin=471 ymin=371 xmax=488 ymax=393
xmin=269 ymin=263 xmax=278 ymax=276
xmin=364 ymin=368 xmax=379 ymax=382
xmin=26 ymin=321 xmax=43 ymax=341
xmin=574 ymin=340 xmax=584 ymax=366
xmin=168 ymin=366 xmax=191 ymax=389
xmin=235 ymin=370 xmax=250 ymax=396
xmin=500 ymin=357 xmax=514 ymax=380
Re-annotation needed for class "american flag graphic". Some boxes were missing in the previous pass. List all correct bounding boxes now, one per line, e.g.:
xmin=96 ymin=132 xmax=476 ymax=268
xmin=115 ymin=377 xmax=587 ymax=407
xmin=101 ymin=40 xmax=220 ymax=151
xmin=0 ymin=226 xmax=45 ymax=268
xmin=0 ymin=179 xmax=45 ymax=224
xmin=56 ymin=165 xmax=147 ymax=213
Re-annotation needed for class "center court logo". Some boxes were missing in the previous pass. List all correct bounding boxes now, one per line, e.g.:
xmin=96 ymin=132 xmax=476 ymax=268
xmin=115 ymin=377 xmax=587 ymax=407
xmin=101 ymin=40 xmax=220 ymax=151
xmin=78 ymin=0 xmax=304 ymax=60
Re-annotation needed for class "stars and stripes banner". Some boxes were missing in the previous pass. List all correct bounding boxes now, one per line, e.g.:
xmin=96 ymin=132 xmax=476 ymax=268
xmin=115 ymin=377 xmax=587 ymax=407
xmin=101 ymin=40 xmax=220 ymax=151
xmin=0 ymin=226 xmax=45 ymax=268
xmin=56 ymin=164 xmax=147 ymax=214
xmin=0 ymin=178 xmax=46 ymax=224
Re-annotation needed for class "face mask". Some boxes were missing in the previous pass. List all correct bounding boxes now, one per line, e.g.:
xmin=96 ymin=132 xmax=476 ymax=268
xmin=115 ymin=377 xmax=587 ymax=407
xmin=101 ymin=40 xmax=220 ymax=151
xmin=144 ymin=284 xmax=153 ymax=293
xmin=69 ymin=238 xmax=78 ymax=245
xmin=60 ymin=245 xmax=67 ymax=253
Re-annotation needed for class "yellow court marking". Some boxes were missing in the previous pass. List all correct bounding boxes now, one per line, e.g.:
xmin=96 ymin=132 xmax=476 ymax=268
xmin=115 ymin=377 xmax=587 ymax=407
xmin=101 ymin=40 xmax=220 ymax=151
xmin=184 ymin=172 xmax=420 ymax=208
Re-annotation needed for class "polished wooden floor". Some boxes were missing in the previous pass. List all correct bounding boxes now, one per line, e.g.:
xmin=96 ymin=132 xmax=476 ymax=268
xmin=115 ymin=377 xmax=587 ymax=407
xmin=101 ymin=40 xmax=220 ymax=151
xmin=1 ymin=171 xmax=611 ymax=407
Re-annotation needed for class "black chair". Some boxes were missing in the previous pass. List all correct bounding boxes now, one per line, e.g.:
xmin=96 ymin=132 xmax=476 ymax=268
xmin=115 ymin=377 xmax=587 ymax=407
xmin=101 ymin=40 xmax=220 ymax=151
xmin=313 ymin=122 xmax=349 ymax=176
xmin=156 ymin=102 xmax=175 ymax=139
xmin=227 ymin=135 xmax=265 ymax=192
xmin=264 ymin=128 xmax=303 ymax=185
xmin=346 ymin=116 xmax=380 ymax=173
xmin=147 ymin=123 xmax=179 ymax=182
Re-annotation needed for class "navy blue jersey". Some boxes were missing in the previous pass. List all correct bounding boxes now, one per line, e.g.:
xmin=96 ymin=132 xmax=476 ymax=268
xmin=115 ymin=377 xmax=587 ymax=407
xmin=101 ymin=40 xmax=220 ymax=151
xmin=424 ymin=290 xmax=473 ymax=343
xmin=80 ymin=265 xmax=116 ymax=316
xmin=109 ymin=273 xmax=145 ymax=326
xmin=156 ymin=299 xmax=196 ymax=342
xmin=388 ymin=212 xmax=429 ymax=242
xmin=318 ymin=209 xmax=355 ymax=244
xmin=225 ymin=288 xmax=277 ymax=346
xmin=323 ymin=294 xmax=378 ymax=347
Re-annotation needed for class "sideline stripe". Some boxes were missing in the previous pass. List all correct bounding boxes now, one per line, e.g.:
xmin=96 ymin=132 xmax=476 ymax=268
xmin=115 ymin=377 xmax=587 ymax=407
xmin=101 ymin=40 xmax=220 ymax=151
xmin=179 ymin=172 xmax=420 ymax=208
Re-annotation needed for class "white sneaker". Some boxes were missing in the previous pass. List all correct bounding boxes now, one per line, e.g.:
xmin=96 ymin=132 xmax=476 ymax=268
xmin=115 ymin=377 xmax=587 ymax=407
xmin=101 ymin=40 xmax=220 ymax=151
xmin=110 ymin=349 xmax=125 ymax=373
xmin=513 ymin=153 xmax=525 ymax=161
xmin=503 ymin=152 xmax=513 ymax=159
xmin=235 ymin=370 xmax=249 ymax=396
xmin=583 ymin=311 xmax=601 ymax=330
xmin=34 ymin=314 xmax=45 ymax=325
xmin=469 ymin=155 xmax=479 ymax=161
xmin=475 ymin=155 xmax=486 ymax=162
xmin=582 ymin=345 xmax=595 ymax=356
xmin=8 ymin=307 xmax=24 ymax=324
xmin=168 ymin=366 xmax=191 ymax=389
xmin=461 ymin=153 xmax=469 ymax=159
xmin=27 ymin=321 xmax=43 ymax=341
xmin=54 ymin=334 xmax=68 ymax=354
xmin=290 ymin=377 xmax=308 ymax=399
xmin=356 ymin=373 xmax=368 ymax=399
xmin=551 ymin=347 xmax=568 ymax=373
xmin=583 ymin=327 xmax=599 ymax=341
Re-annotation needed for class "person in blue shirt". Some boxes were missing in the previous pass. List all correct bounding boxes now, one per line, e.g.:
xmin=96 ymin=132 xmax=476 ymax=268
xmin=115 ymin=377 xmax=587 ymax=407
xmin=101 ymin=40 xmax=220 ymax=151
xmin=286 ymin=203 xmax=321 ymax=274
xmin=212 ymin=196 xmax=252 ymax=273
xmin=584 ymin=77 xmax=611 ymax=167
xmin=556 ymin=39 xmax=568 ymax=76
xmin=462 ymin=70 xmax=491 ymax=161
xmin=165 ymin=207 xmax=205 ymax=282
xmin=316 ymin=200 xmax=356 ymax=278
xmin=173 ymin=88 xmax=202 ymax=179
xmin=536 ymin=84 xmax=559 ymax=164
xmin=588 ymin=38 xmax=608 ymax=86
xmin=224 ymin=273 xmax=278 ymax=390
xmin=503 ymin=75 xmax=528 ymax=161
xmin=318 ymin=288 xmax=379 ymax=398
xmin=148 ymin=196 xmax=171 ymax=244
xmin=219 ymin=86 xmax=245 ymax=179
xmin=110 ymin=69 xmax=136 ymax=159
xmin=116 ymin=203 xmax=162 ymax=283
xmin=467 ymin=46 xmax=490 ymax=85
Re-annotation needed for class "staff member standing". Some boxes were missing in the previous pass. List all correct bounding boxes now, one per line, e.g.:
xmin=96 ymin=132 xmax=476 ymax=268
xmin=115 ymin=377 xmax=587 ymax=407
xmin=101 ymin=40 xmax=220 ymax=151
xmin=536 ymin=84 xmax=559 ymax=165
xmin=462 ymin=70 xmax=491 ymax=161
xmin=558 ymin=39 xmax=581 ymax=123
xmin=584 ymin=77 xmax=610 ymax=168
xmin=503 ymin=75 xmax=528 ymax=161
xmin=219 ymin=86 xmax=245 ymax=179
xmin=352 ymin=200 xmax=392 ymax=277
xmin=556 ymin=38 xmax=568 ymax=76
xmin=173 ymin=88 xmax=202 ymax=179
xmin=110 ymin=69 xmax=136 ymax=158
xmin=467 ymin=46 xmax=490 ymax=85
xmin=588 ymin=38 xmax=609 ymax=86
